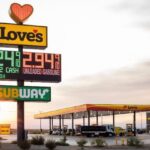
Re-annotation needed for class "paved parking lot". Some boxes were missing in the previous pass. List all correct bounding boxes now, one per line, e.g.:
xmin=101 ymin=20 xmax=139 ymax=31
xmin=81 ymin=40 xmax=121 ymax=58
xmin=1 ymin=133 xmax=150 ymax=146
xmin=0 ymin=143 xmax=150 ymax=150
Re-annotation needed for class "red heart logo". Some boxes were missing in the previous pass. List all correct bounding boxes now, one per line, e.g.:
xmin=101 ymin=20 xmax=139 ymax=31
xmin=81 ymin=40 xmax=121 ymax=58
xmin=10 ymin=3 xmax=33 ymax=23
xmin=33 ymin=29 xmax=38 ymax=33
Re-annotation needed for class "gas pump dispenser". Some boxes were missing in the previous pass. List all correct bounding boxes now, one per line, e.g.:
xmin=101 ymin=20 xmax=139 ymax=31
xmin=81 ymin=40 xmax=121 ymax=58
xmin=126 ymin=124 xmax=133 ymax=136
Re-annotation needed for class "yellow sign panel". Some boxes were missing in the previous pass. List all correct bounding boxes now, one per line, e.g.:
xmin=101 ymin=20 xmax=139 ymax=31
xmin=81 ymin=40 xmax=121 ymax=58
xmin=89 ymin=104 xmax=150 ymax=111
xmin=0 ymin=23 xmax=47 ymax=49
xmin=0 ymin=124 xmax=10 ymax=135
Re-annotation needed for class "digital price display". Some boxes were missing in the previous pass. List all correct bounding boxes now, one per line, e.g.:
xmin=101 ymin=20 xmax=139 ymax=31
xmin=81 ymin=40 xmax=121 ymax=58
xmin=0 ymin=50 xmax=21 ymax=79
xmin=0 ymin=50 xmax=61 ymax=82
xmin=22 ymin=52 xmax=61 ymax=82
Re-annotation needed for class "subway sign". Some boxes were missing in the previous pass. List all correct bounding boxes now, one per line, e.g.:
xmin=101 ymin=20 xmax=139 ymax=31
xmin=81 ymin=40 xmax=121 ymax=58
xmin=0 ymin=50 xmax=61 ymax=82
xmin=0 ymin=86 xmax=51 ymax=101
xmin=0 ymin=23 xmax=47 ymax=49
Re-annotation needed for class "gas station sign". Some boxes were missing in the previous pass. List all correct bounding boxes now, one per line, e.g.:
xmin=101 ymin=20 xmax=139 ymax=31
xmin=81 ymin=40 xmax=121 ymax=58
xmin=0 ymin=85 xmax=51 ymax=101
xmin=0 ymin=2 xmax=61 ymax=142
xmin=0 ymin=50 xmax=61 ymax=82
xmin=0 ymin=23 xmax=47 ymax=49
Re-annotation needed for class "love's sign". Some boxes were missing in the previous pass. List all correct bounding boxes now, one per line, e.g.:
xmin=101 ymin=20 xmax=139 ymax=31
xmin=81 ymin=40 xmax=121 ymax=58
xmin=0 ymin=85 xmax=51 ymax=101
xmin=0 ymin=23 xmax=47 ymax=49
xmin=10 ymin=3 xmax=33 ymax=23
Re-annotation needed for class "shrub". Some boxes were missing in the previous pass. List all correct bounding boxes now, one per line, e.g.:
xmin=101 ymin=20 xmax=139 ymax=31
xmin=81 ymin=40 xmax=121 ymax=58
xmin=91 ymin=138 xmax=107 ymax=147
xmin=127 ymin=137 xmax=144 ymax=147
xmin=45 ymin=140 xmax=57 ymax=150
xmin=77 ymin=139 xmax=87 ymax=150
xmin=31 ymin=136 xmax=44 ymax=145
xmin=18 ymin=140 xmax=31 ymax=150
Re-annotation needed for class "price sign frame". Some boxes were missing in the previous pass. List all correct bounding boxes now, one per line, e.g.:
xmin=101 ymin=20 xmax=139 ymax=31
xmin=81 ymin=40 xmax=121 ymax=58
xmin=0 ymin=50 xmax=61 ymax=82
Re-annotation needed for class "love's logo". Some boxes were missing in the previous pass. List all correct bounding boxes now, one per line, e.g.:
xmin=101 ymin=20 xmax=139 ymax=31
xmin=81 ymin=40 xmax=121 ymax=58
xmin=10 ymin=3 xmax=33 ymax=23
xmin=0 ymin=23 xmax=47 ymax=49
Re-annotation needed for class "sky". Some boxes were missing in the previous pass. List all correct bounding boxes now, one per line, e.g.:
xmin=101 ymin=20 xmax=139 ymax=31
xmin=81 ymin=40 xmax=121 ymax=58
xmin=0 ymin=0 xmax=150 ymax=129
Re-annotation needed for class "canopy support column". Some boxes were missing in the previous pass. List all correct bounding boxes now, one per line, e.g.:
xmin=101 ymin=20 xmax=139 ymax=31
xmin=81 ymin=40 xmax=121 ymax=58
xmin=83 ymin=115 xmax=85 ymax=126
xmin=101 ymin=113 xmax=103 ymax=125
xmin=51 ymin=117 xmax=53 ymax=131
xmin=49 ymin=117 xmax=51 ymax=134
xmin=62 ymin=116 xmax=64 ymax=135
xmin=96 ymin=111 xmax=99 ymax=125
xmin=71 ymin=113 xmax=74 ymax=135
xmin=59 ymin=115 xmax=62 ymax=135
xmin=87 ymin=110 xmax=90 ymax=126
xmin=133 ymin=111 xmax=136 ymax=136
xmin=113 ymin=111 xmax=115 ymax=129
xmin=62 ymin=116 xmax=64 ymax=128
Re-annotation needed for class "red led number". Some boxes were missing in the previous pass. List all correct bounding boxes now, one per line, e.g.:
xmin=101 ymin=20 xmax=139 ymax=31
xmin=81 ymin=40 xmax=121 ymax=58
xmin=55 ymin=54 xmax=60 ymax=69
xmin=23 ymin=52 xmax=60 ymax=70
xmin=45 ymin=54 xmax=54 ymax=69
xmin=35 ymin=53 xmax=44 ymax=68
xmin=23 ymin=52 xmax=32 ymax=68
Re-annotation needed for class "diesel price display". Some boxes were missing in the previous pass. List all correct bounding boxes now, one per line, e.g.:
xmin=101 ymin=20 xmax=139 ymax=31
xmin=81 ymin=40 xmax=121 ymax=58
xmin=0 ymin=50 xmax=61 ymax=82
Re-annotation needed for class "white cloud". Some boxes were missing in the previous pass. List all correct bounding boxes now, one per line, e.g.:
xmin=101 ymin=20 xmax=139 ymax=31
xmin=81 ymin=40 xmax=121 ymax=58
xmin=52 ymin=61 xmax=150 ymax=105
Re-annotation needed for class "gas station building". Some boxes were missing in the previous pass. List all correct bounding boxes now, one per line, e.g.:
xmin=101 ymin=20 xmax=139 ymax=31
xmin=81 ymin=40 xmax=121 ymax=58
xmin=34 ymin=104 xmax=150 ymax=136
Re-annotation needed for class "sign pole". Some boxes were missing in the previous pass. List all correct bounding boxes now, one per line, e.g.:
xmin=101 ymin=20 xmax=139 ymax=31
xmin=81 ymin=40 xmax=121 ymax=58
xmin=17 ymin=45 xmax=25 ymax=142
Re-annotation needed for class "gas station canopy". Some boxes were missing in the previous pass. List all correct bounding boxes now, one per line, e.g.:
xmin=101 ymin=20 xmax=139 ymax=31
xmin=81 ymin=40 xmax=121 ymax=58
xmin=34 ymin=104 xmax=150 ymax=119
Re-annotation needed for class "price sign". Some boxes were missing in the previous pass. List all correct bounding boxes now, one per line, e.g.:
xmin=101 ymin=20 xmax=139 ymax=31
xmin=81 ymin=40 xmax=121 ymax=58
xmin=22 ymin=52 xmax=61 ymax=82
xmin=0 ymin=50 xmax=61 ymax=82
xmin=0 ymin=50 xmax=21 ymax=79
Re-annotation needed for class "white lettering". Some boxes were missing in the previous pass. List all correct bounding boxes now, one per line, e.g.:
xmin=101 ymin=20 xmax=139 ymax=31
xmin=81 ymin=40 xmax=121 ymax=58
xmin=19 ymin=89 xmax=30 ymax=98
xmin=39 ymin=89 xmax=49 ymax=98
xmin=31 ymin=89 xmax=38 ymax=99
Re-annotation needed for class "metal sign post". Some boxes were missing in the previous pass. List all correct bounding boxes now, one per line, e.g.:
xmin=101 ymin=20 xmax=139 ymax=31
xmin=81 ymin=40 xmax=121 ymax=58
xmin=17 ymin=45 xmax=25 ymax=141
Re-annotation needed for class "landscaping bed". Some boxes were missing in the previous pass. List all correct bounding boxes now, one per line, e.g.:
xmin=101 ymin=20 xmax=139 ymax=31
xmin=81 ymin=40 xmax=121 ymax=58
xmin=0 ymin=144 xmax=150 ymax=150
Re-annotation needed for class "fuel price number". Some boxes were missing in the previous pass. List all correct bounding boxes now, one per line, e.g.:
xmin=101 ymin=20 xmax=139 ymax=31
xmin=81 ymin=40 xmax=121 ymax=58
xmin=22 ymin=52 xmax=61 ymax=82
xmin=0 ymin=50 xmax=21 ymax=79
